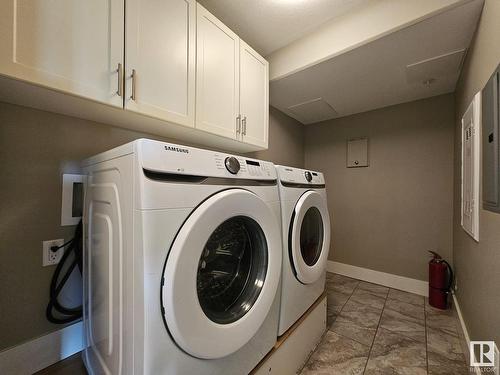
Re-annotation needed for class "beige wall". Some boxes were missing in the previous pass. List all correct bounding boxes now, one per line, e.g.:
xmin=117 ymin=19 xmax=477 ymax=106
xmin=249 ymin=106 xmax=305 ymax=168
xmin=0 ymin=102 xmax=303 ymax=351
xmin=453 ymin=0 xmax=500 ymax=345
xmin=305 ymin=94 xmax=455 ymax=281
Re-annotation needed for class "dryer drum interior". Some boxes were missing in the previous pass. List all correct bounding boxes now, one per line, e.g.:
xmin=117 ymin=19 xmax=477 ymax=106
xmin=299 ymin=207 xmax=324 ymax=266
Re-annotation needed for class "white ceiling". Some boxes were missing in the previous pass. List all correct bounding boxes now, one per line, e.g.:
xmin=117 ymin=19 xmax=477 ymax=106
xmin=270 ymin=0 xmax=484 ymax=123
xmin=197 ymin=0 xmax=369 ymax=56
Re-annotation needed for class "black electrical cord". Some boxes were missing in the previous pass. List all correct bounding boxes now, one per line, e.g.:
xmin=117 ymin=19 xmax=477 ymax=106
xmin=442 ymin=259 xmax=454 ymax=293
xmin=46 ymin=220 xmax=83 ymax=324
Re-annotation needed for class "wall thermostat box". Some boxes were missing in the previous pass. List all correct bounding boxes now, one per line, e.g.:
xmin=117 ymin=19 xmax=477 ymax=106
xmin=347 ymin=137 xmax=369 ymax=168
xmin=482 ymin=64 xmax=500 ymax=214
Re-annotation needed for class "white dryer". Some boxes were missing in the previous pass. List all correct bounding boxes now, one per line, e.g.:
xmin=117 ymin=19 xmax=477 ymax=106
xmin=276 ymin=166 xmax=331 ymax=336
xmin=82 ymin=139 xmax=282 ymax=375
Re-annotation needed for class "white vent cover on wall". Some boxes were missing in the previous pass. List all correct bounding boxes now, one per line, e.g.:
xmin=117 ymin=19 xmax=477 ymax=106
xmin=461 ymin=91 xmax=481 ymax=242
xmin=406 ymin=49 xmax=466 ymax=85
xmin=287 ymin=98 xmax=337 ymax=124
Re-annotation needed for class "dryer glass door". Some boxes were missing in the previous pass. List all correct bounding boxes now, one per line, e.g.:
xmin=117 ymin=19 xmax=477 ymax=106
xmin=300 ymin=207 xmax=324 ymax=266
xmin=161 ymin=189 xmax=281 ymax=360
xmin=290 ymin=191 xmax=330 ymax=284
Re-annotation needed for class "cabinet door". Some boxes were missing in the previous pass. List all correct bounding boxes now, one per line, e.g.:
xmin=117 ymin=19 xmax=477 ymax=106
xmin=196 ymin=4 xmax=240 ymax=139
xmin=0 ymin=0 xmax=124 ymax=107
xmin=240 ymin=41 xmax=269 ymax=148
xmin=125 ymin=0 xmax=195 ymax=127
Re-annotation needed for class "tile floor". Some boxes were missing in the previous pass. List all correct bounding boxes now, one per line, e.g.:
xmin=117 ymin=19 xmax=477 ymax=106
xmin=39 ymin=272 xmax=469 ymax=375
xmin=300 ymin=272 xmax=469 ymax=375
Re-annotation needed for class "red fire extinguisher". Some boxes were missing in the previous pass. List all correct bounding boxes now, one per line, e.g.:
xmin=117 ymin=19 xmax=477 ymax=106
xmin=428 ymin=251 xmax=454 ymax=310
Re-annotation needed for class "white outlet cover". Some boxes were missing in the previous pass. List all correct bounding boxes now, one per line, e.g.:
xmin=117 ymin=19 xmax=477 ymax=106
xmin=61 ymin=174 xmax=85 ymax=226
xmin=43 ymin=239 xmax=64 ymax=267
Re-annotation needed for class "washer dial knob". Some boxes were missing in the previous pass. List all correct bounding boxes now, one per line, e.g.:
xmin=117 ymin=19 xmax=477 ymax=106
xmin=225 ymin=156 xmax=240 ymax=174
xmin=305 ymin=171 xmax=312 ymax=182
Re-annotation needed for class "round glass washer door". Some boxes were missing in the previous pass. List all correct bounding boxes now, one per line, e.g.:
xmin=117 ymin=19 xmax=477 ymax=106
xmin=197 ymin=215 xmax=268 ymax=325
xmin=161 ymin=189 xmax=281 ymax=360
xmin=290 ymin=191 xmax=330 ymax=284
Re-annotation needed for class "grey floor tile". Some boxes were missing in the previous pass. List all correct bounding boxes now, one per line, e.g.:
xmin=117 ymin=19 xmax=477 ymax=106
xmin=426 ymin=313 xmax=459 ymax=336
xmin=426 ymin=327 xmax=469 ymax=375
xmin=357 ymin=281 xmax=389 ymax=297
xmin=385 ymin=298 xmax=425 ymax=321
xmin=425 ymin=299 xmax=455 ymax=315
xmin=327 ymin=307 xmax=338 ymax=328
xmin=379 ymin=307 xmax=426 ymax=343
xmin=325 ymin=272 xmax=360 ymax=314
xmin=349 ymin=288 xmax=386 ymax=310
xmin=300 ymin=331 xmax=369 ymax=375
xmin=330 ymin=299 xmax=382 ymax=346
xmin=326 ymin=272 xmax=360 ymax=295
xmin=428 ymin=362 xmax=469 ymax=375
xmin=425 ymin=305 xmax=456 ymax=320
xmin=427 ymin=327 xmax=466 ymax=364
xmin=327 ymin=290 xmax=352 ymax=313
xmin=365 ymin=328 xmax=427 ymax=375
xmin=305 ymin=274 xmax=470 ymax=375
xmin=326 ymin=272 xmax=359 ymax=284
xmin=388 ymin=289 xmax=425 ymax=306
xmin=425 ymin=298 xmax=469 ymax=363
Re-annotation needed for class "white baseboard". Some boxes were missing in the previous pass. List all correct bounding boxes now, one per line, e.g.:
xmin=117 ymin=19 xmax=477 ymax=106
xmin=452 ymin=294 xmax=472 ymax=351
xmin=327 ymin=260 xmax=429 ymax=297
xmin=452 ymin=293 xmax=480 ymax=375
xmin=452 ymin=294 xmax=500 ymax=375
xmin=0 ymin=321 xmax=84 ymax=374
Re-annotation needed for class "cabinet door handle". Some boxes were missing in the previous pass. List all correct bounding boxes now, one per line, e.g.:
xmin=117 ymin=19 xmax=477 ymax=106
xmin=242 ymin=116 xmax=247 ymax=135
xmin=117 ymin=63 xmax=123 ymax=97
xmin=236 ymin=115 xmax=241 ymax=134
xmin=131 ymin=69 xmax=137 ymax=101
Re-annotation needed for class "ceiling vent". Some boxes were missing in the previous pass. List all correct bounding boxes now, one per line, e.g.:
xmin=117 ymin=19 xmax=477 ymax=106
xmin=287 ymin=98 xmax=337 ymax=124
xmin=405 ymin=49 xmax=466 ymax=85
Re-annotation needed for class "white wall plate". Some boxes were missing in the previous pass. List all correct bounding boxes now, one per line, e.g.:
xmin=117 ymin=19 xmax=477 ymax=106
xmin=61 ymin=174 xmax=85 ymax=226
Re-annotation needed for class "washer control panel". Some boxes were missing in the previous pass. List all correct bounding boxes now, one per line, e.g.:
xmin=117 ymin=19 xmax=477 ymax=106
xmin=138 ymin=140 xmax=276 ymax=180
xmin=213 ymin=154 xmax=274 ymax=179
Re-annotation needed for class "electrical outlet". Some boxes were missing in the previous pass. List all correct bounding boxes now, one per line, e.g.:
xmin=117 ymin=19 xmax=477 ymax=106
xmin=43 ymin=239 xmax=64 ymax=266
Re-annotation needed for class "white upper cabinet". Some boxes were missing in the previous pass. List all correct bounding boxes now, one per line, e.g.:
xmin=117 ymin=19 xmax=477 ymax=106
xmin=0 ymin=1 xmax=269 ymax=151
xmin=125 ymin=0 xmax=196 ymax=127
xmin=0 ymin=0 xmax=124 ymax=108
xmin=196 ymin=4 xmax=269 ymax=146
xmin=195 ymin=3 xmax=240 ymax=140
xmin=239 ymin=41 xmax=269 ymax=148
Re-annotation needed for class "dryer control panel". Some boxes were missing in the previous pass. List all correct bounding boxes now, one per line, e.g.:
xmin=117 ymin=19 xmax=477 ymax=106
xmin=276 ymin=166 xmax=325 ymax=186
xmin=138 ymin=139 xmax=276 ymax=180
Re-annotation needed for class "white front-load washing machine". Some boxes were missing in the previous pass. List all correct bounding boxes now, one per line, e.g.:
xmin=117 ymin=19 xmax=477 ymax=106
xmin=82 ymin=139 xmax=282 ymax=375
xmin=276 ymin=166 xmax=331 ymax=336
